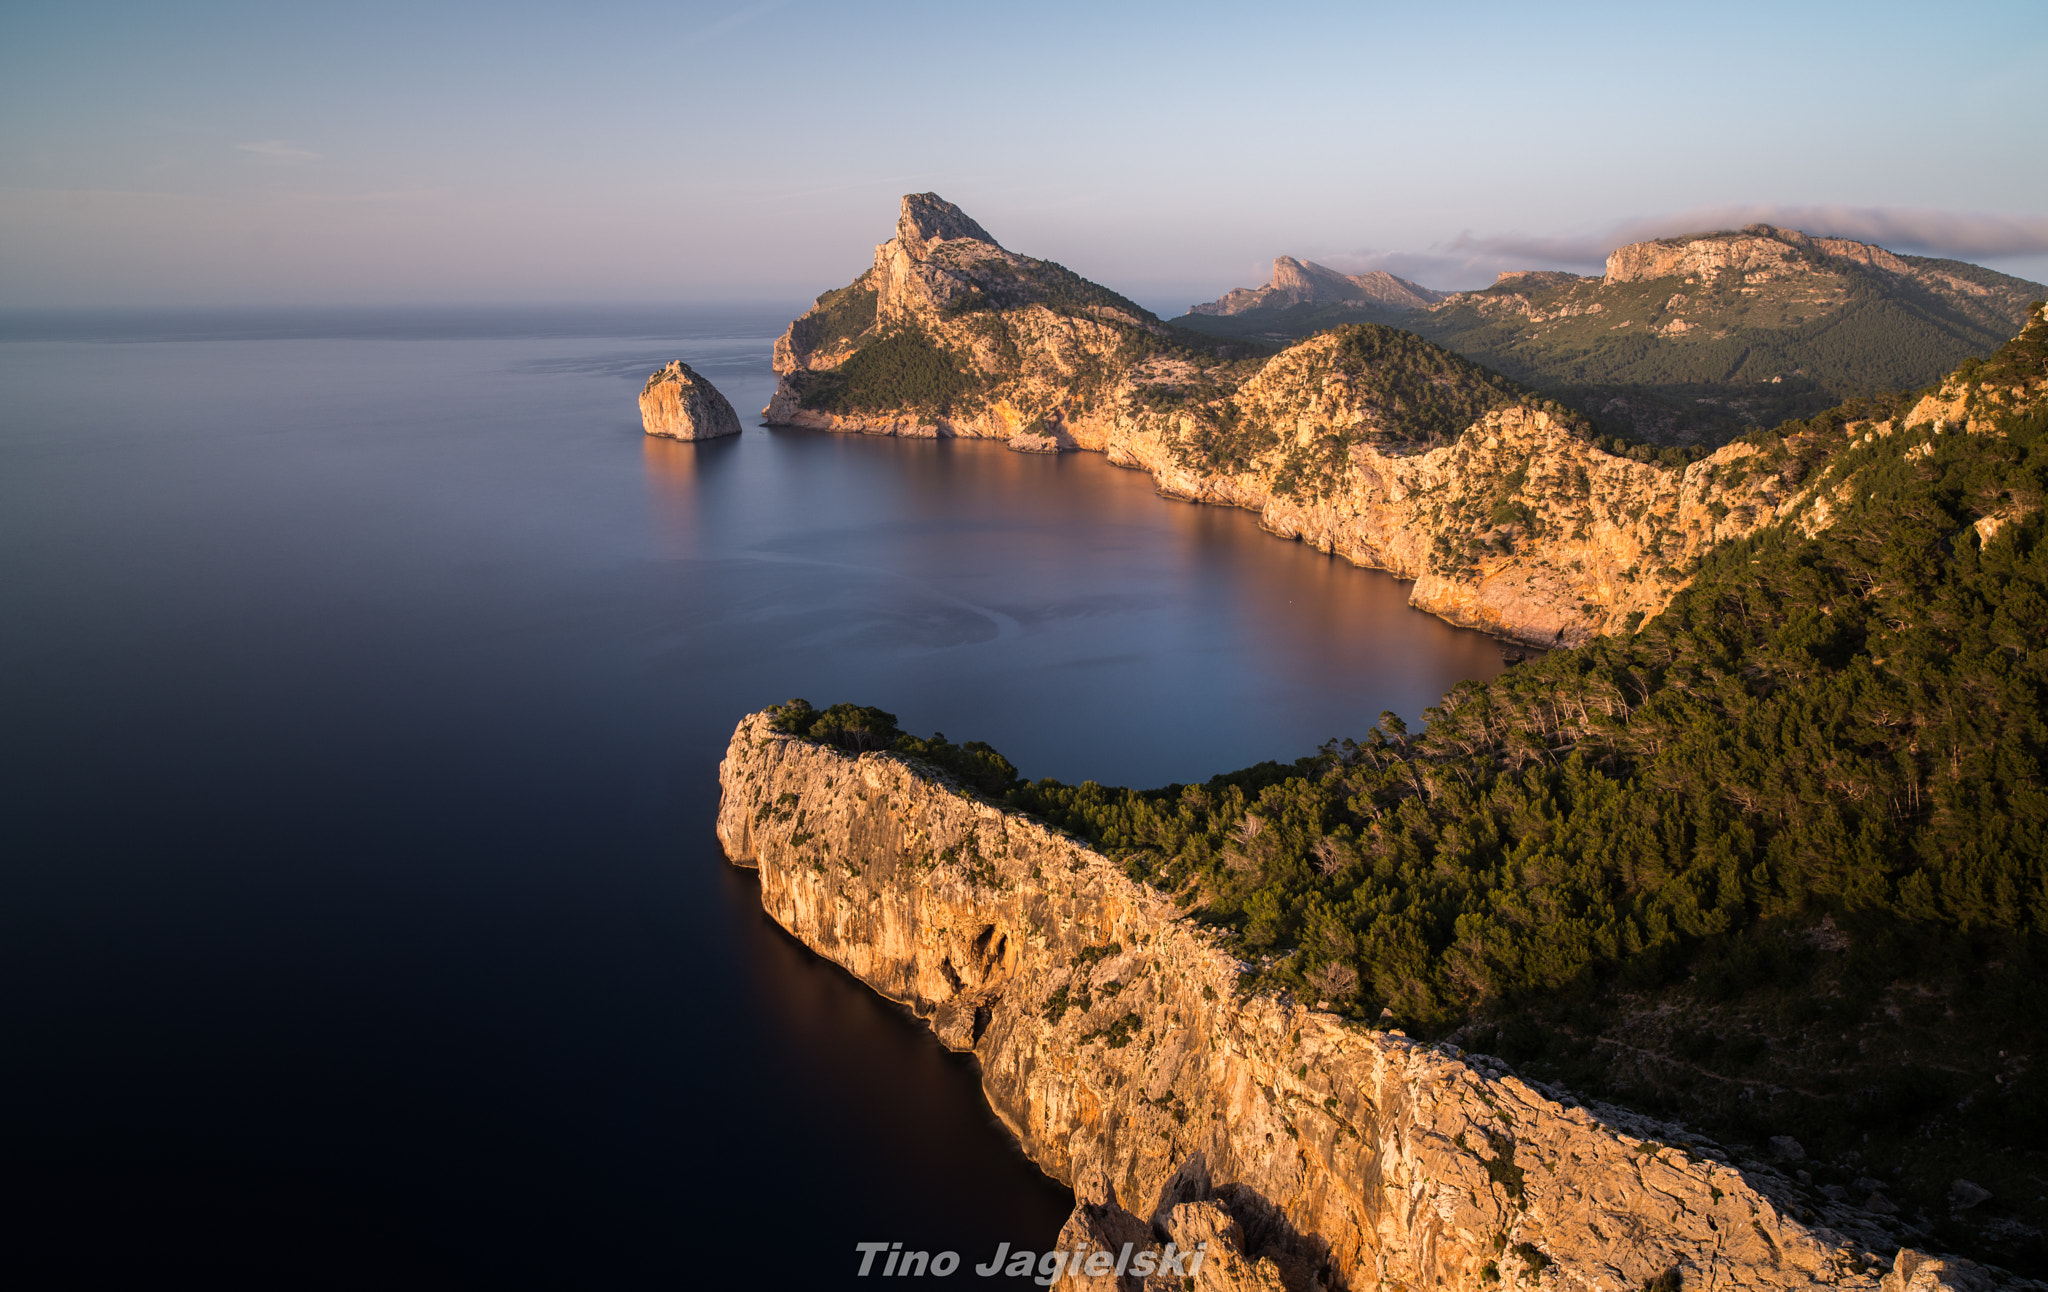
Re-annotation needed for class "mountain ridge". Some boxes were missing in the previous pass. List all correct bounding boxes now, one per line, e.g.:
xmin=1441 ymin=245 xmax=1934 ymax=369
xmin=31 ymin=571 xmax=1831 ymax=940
xmin=1188 ymin=256 xmax=1444 ymax=318
xmin=1176 ymin=224 xmax=2045 ymax=445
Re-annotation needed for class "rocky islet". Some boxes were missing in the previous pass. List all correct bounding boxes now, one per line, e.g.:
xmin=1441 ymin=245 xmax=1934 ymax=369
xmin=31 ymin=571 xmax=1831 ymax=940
xmin=639 ymin=359 xmax=741 ymax=440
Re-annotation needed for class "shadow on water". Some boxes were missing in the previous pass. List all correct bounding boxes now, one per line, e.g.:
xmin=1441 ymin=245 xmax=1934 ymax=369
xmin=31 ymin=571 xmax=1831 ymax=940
xmin=719 ymin=863 xmax=1073 ymax=1286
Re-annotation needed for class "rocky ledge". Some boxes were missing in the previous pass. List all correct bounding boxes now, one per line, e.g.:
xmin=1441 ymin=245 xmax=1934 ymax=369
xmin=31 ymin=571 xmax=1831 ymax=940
xmin=640 ymin=359 xmax=741 ymax=440
xmin=716 ymin=711 xmax=2019 ymax=1291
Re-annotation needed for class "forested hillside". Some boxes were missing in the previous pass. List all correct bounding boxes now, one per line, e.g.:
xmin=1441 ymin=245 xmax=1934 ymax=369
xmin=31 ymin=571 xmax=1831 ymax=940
xmin=776 ymin=308 xmax=2048 ymax=1273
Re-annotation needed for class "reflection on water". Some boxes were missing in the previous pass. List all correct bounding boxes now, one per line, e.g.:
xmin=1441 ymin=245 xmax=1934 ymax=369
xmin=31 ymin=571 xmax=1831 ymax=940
xmin=636 ymin=424 xmax=1503 ymax=788
xmin=0 ymin=310 xmax=1505 ymax=1288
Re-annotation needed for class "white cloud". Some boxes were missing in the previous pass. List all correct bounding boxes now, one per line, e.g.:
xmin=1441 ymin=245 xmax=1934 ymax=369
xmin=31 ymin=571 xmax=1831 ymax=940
xmin=235 ymin=139 xmax=317 ymax=165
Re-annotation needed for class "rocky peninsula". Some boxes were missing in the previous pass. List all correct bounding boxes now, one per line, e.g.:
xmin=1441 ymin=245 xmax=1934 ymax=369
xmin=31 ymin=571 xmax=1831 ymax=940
xmin=717 ymin=710 xmax=2009 ymax=1291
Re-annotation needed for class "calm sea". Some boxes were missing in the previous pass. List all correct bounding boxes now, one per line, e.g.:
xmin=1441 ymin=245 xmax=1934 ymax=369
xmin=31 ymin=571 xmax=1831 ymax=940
xmin=0 ymin=307 xmax=1506 ymax=1288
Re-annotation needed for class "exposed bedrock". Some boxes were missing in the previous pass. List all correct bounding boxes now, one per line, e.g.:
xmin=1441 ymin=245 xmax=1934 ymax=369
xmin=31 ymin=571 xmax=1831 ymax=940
xmin=639 ymin=359 xmax=742 ymax=440
xmin=715 ymin=712 xmax=2013 ymax=1291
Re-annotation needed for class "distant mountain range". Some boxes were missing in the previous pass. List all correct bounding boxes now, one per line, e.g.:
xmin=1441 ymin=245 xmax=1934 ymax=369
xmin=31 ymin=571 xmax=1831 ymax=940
xmin=1186 ymin=256 xmax=1444 ymax=317
xmin=1176 ymin=226 xmax=2046 ymax=443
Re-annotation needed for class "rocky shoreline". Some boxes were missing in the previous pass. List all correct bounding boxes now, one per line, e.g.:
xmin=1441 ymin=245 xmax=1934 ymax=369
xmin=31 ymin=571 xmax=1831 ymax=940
xmin=715 ymin=711 xmax=2012 ymax=1291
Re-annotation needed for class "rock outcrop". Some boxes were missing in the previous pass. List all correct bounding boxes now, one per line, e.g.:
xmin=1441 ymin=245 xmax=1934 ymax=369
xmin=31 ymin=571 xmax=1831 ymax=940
xmin=639 ymin=360 xmax=741 ymax=440
xmin=718 ymin=712 xmax=2015 ymax=1291
xmin=1602 ymin=224 xmax=1914 ymax=285
xmin=1190 ymin=258 xmax=1444 ymax=317
xmin=761 ymin=195 xmax=1855 ymax=647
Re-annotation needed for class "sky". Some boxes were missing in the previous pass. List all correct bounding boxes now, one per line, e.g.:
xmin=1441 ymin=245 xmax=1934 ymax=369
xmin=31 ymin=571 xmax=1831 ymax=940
xmin=3 ymin=0 xmax=2046 ymax=314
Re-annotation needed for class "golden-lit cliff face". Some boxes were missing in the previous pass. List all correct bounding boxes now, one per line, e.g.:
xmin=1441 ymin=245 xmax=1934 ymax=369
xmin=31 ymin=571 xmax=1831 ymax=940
xmin=639 ymin=360 xmax=740 ymax=440
xmin=763 ymin=197 xmax=1855 ymax=646
xmin=1092 ymin=337 xmax=1823 ymax=647
xmin=714 ymin=711 xmax=1970 ymax=1292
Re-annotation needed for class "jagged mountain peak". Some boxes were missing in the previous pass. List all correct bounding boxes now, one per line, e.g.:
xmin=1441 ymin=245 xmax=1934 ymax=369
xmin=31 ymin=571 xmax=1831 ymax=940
xmin=895 ymin=192 xmax=1000 ymax=260
xmin=1189 ymin=257 xmax=1443 ymax=317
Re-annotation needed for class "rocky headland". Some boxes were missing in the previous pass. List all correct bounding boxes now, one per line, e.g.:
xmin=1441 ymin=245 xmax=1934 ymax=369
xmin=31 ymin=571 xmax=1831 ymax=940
xmin=760 ymin=194 xmax=1865 ymax=646
xmin=717 ymin=710 xmax=2018 ymax=1291
xmin=640 ymin=359 xmax=741 ymax=440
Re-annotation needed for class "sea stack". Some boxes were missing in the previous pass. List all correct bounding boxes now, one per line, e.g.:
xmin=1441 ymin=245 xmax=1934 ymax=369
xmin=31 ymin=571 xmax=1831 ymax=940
xmin=639 ymin=360 xmax=742 ymax=440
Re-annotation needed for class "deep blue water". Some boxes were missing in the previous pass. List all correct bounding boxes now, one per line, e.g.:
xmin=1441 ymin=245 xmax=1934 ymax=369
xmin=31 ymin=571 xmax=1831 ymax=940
xmin=0 ymin=308 xmax=1506 ymax=1288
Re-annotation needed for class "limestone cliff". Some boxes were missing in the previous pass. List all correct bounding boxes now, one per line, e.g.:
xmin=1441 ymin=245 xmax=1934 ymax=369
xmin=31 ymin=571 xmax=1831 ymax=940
xmin=1097 ymin=335 xmax=1824 ymax=645
xmin=640 ymin=360 xmax=741 ymax=440
xmin=1601 ymin=224 xmax=1914 ymax=285
xmin=717 ymin=712 xmax=2013 ymax=1291
xmin=761 ymin=195 xmax=1845 ymax=646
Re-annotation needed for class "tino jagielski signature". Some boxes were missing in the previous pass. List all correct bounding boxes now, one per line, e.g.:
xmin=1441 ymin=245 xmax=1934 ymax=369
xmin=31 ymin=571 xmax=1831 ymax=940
xmin=854 ymin=1239 xmax=1210 ymax=1283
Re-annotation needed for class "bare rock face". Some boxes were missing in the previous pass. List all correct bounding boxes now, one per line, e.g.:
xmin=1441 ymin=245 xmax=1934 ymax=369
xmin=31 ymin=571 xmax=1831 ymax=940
xmin=1604 ymin=224 xmax=1912 ymax=284
xmin=639 ymin=360 xmax=741 ymax=440
xmin=1104 ymin=335 xmax=1843 ymax=646
xmin=1882 ymin=1249 xmax=2001 ymax=1292
xmin=895 ymin=191 xmax=1000 ymax=259
xmin=716 ymin=712 xmax=2027 ymax=1292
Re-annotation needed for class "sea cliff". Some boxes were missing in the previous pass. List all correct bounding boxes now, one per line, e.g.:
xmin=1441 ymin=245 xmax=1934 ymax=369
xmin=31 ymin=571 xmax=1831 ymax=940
xmin=715 ymin=711 xmax=1998 ymax=1291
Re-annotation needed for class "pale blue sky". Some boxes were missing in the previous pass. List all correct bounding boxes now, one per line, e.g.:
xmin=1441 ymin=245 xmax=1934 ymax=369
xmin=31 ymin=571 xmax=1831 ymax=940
xmin=4 ymin=0 xmax=2045 ymax=310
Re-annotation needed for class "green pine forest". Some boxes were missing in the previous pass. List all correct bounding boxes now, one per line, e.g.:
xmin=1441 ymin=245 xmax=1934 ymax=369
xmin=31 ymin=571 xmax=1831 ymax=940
xmin=770 ymin=311 xmax=2048 ymax=1272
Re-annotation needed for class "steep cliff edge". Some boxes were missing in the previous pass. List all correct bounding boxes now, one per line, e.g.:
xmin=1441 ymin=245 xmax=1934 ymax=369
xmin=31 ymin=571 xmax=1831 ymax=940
xmin=717 ymin=711 xmax=2013 ymax=1291
xmin=763 ymin=194 xmax=1844 ymax=646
